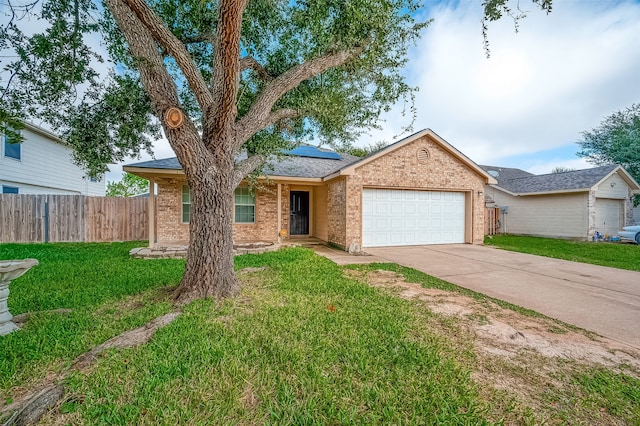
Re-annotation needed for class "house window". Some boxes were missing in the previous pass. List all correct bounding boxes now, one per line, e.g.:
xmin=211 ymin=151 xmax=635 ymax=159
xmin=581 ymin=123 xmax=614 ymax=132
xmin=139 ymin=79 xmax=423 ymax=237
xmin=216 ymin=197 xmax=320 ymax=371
xmin=3 ymin=132 xmax=21 ymax=160
xmin=234 ymin=187 xmax=255 ymax=223
xmin=90 ymin=176 xmax=98 ymax=183
xmin=2 ymin=185 xmax=19 ymax=194
xmin=182 ymin=185 xmax=191 ymax=223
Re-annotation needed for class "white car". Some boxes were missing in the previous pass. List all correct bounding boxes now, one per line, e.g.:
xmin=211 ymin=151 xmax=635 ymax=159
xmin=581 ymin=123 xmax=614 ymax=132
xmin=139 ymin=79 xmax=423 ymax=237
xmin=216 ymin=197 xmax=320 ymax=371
xmin=618 ymin=225 xmax=640 ymax=244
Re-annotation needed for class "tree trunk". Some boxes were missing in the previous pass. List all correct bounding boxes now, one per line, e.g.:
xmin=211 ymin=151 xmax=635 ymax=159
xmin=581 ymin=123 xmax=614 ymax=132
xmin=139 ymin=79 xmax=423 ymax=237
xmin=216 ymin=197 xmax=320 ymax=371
xmin=174 ymin=162 xmax=239 ymax=303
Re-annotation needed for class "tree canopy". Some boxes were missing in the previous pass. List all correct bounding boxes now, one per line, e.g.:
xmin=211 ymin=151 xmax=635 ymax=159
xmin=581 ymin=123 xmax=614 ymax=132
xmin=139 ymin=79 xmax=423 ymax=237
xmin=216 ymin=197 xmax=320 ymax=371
xmin=340 ymin=140 xmax=389 ymax=158
xmin=550 ymin=166 xmax=575 ymax=174
xmin=1 ymin=0 xmax=554 ymax=301
xmin=1 ymin=0 xmax=430 ymax=177
xmin=578 ymin=103 xmax=640 ymax=183
xmin=106 ymin=172 xmax=149 ymax=197
xmin=0 ymin=0 xmax=553 ymax=176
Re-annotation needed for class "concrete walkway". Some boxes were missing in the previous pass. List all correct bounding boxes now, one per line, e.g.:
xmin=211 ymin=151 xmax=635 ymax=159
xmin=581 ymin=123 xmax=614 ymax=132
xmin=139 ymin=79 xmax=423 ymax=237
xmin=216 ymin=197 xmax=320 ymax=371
xmin=310 ymin=244 xmax=388 ymax=265
xmin=364 ymin=244 xmax=640 ymax=349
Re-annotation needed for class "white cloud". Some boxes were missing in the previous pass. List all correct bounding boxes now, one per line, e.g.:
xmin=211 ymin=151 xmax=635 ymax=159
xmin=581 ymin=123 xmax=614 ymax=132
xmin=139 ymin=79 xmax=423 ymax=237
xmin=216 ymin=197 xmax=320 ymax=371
xmin=12 ymin=1 xmax=638 ymax=183
xmin=366 ymin=0 xmax=640 ymax=170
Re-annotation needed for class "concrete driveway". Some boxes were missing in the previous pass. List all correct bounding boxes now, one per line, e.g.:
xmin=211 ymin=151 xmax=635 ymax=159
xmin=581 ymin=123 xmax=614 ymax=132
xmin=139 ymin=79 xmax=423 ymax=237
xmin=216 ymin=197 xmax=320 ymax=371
xmin=365 ymin=244 xmax=640 ymax=349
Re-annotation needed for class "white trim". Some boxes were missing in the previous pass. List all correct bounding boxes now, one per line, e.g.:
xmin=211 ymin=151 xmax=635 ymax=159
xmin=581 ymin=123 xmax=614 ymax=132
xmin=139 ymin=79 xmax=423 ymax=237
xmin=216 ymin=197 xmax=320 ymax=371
xmin=233 ymin=187 xmax=256 ymax=224
xmin=2 ymin=131 xmax=22 ymax=161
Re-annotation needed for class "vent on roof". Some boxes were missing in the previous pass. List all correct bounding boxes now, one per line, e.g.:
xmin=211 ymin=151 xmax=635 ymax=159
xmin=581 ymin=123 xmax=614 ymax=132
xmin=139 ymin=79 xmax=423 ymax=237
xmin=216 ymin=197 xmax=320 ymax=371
xmin=284 ymin=146 xmax=342 ymax=160
xmin=416 ymin=148 xmax=430 ymax=164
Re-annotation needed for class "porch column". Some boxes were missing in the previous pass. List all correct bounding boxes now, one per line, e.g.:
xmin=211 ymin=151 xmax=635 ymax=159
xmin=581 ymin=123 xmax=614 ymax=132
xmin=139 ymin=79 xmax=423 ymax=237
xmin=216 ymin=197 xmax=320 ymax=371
xmin=277 ymin=183 xmax=282 ymax=242
xmin=148 ymin=178 xmax=155 ymax=248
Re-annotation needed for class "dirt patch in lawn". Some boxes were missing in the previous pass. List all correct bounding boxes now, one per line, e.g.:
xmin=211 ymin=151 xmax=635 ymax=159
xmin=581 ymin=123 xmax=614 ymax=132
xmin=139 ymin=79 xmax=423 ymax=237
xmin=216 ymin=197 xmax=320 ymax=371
xmin=345 ymin=268 xmax=640 ymax=422
xmin=347 ymin=269 xmax=640 ymax=370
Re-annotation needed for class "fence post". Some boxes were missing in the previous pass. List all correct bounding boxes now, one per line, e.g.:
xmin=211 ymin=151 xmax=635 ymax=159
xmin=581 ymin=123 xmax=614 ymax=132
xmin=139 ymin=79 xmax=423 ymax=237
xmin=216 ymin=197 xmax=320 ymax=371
xmin=44 ymin=198 xmax=50 ymax=243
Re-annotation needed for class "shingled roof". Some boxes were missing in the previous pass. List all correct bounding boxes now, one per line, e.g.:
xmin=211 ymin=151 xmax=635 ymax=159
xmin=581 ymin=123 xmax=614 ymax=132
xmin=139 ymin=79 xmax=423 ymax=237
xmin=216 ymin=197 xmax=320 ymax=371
xmin=125 ymin=147 xmax=361 ymax=179
xmin=482 ymin=164 xmax=619 ymax=194
xmin=479 ymin=165 xmax=534 ymax=186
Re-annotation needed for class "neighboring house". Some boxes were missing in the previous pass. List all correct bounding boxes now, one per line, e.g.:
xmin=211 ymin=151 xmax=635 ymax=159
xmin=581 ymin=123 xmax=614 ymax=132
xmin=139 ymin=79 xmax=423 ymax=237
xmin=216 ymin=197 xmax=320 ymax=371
xmin=0 ymin=122 xmax=105 ymax=195
xmin=481 ymin=164 xmax=640 ymax=240
xmin=124 ymin=129 xmax=496 ymax=250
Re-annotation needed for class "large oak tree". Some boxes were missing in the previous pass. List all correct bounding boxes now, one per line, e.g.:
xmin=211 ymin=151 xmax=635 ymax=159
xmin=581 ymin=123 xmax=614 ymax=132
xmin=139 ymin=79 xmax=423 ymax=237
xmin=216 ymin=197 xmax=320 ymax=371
xmin=578 ymin=104 xmax=640 ymax=183
xmin=1 ymin=0 xmax=551 ymax=303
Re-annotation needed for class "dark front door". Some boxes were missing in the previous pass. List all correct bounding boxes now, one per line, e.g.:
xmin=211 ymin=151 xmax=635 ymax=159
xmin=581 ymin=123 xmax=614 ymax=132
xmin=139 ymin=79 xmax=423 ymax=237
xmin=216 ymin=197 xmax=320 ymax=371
xmin=290 ymin=191 xmax=309 ymax=235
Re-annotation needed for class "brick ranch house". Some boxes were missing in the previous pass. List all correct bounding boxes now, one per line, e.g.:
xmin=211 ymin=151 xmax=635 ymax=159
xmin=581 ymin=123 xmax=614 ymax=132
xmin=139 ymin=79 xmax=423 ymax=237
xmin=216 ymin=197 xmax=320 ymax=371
xmin=124 ymin=129 xmax=497 ymax=251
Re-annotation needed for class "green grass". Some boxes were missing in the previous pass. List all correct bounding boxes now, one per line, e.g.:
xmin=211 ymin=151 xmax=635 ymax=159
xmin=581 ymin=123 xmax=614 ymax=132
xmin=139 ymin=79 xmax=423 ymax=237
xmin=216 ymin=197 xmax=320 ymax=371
xmin=61 ymin=248 xmax=492 ymax=424
xmin=0 ymin=242 xmax=182 ymax=391
xmin=346 ymin=262 xmax=549 ymax=320
xmin=2 ymin=243 xmax=639 ymax=424
xmin=537 ymin=367 xmax=640 ymax=424
xmin=485 ymin=235 xmax=640 ymax=271
xmin=575 ymin=368 xmax=640 ymax=421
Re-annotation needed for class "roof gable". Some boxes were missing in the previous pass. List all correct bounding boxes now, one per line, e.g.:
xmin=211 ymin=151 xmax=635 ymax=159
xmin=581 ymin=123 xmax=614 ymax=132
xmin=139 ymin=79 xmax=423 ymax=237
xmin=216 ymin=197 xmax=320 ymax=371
xmin=330 ymin=129 xmax=497 ymax=184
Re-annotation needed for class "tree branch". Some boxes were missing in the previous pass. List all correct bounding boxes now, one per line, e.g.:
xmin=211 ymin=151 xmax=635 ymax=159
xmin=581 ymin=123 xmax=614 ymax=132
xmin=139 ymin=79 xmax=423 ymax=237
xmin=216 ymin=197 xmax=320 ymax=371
xmin=233 ymin=153 xmax=266 ymax=187
xmin=204 ymin=0 xmax=247 ymax=148
xmin=240 ymin=56 xmax=274 ymax=81
xmin=105 ymin=0 xmax=215 ymax=180
xmin=236 ymin=44 xmax=367 ymax=146
xmin=122 ymin=0 xmax=214 ymax=110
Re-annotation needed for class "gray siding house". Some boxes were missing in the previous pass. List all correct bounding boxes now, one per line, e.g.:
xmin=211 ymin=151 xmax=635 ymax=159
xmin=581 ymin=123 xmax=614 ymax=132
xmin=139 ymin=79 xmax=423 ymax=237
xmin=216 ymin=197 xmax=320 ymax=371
xmin=482 ymin=165 xmax=640 ymax=240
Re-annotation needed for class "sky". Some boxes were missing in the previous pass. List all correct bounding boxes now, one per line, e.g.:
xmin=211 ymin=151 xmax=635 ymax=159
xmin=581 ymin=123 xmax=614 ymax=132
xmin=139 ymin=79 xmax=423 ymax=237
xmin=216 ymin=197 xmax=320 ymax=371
xmin=364 ymin=0 xmax=640 ymax=175
xmin=8 ymin=0 xmax=640 ymax=183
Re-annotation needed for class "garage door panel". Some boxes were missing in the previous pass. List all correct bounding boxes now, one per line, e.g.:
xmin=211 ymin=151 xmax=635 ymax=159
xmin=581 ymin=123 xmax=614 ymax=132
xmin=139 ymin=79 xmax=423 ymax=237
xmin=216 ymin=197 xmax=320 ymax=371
xmin=405 ymin=204 xmax=416 ymax=214
xmin=595 ymin=198 xmax=622 ymax=237
xmin=362 ymin=188 xmax=465 ymax=247
xmin=390 ymin=218 xmax=402 ymax=229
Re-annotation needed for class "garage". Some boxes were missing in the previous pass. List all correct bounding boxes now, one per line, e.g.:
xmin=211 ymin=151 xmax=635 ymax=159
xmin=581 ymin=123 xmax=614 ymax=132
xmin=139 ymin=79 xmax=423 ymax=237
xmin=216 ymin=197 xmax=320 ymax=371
xmin=362 ymin=188 xmax=466 ymax=247
xmin=595 ymin=198 xmax=623 ymax=237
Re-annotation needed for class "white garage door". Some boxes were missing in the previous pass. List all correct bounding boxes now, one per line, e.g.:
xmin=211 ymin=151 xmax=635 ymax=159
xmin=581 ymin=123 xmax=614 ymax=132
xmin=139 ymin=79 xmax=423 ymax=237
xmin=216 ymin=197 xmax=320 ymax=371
xmin=595 ymin=198 xmax=622 ymax=237
xmin=362 ymin=189 xmax=465 ymax=247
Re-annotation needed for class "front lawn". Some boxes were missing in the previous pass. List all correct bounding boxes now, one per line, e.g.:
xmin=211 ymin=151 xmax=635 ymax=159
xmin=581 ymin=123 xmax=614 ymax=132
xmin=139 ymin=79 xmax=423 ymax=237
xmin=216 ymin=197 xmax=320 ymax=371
xmin=484 ymin=235 xmax=640 ymax=271
xmin=0 ymin=242 xmax=183 ymax=392
xmin=1 ymin=243 xmax=638 ymax=424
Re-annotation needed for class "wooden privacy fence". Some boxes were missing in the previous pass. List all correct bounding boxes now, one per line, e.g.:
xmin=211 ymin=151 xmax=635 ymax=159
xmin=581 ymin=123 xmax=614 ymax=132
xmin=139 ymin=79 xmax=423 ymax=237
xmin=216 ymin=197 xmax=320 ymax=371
xmin=0 ymin=194 xmax=154 ymax=243
xmin=485 ymin=206 xmax=500 ymax=236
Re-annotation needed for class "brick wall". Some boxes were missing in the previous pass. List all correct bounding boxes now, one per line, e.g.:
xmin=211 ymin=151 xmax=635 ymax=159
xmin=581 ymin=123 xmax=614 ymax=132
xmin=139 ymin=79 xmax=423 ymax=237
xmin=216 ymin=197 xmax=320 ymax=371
xmin=156 ymin=177 xmax=189 ymax=245
xmin=233 ymin=183 xmax=281 ymax=242
xmin=327 ymin=177 xmax=347 ymax=248
xmin=154 ymin=134 xmax=487 ymax=249
xmin=155 ymin=178 xmax=286 ymax=245
xmin=337 ymin=135 xmax=486 ymax=248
